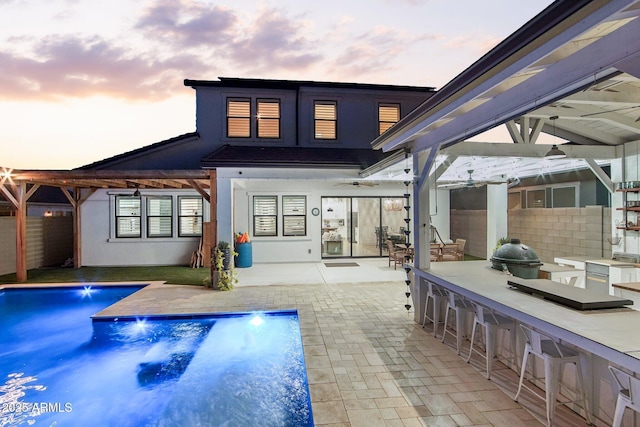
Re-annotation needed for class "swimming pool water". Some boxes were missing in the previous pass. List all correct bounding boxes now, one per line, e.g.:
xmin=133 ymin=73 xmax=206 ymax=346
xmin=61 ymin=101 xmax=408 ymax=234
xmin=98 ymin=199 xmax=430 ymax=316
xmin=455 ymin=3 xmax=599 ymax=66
xmin=0 ymin=286 xmax=313 ymax=426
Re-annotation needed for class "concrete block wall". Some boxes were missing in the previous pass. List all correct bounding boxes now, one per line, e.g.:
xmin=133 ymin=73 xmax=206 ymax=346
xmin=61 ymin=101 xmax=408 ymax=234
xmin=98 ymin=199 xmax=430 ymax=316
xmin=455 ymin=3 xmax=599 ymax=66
xmin=449 ymin=210 xmax=487 ymax=258
xmin=450 ymin=206 xmax=612 ymax=261
xmin=508 ymin=206 xmax=612 ymax=262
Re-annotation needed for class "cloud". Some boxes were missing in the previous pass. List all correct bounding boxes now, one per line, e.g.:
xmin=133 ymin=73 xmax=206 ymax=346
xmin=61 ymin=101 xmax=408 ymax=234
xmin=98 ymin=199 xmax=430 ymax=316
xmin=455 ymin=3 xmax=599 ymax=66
xmin=0 ymin=35 xmax=208 ymax=101
xmin=327 ymin=27 xmax=440 ymax=81
xmin=135 ymin=0 xmax=237 ymax=48
xmin=226 ymin=8 xmax=322 ymax=73
xmin=0 ymin=0 xmax=437 ymax=102
xmin=444 ymin=33 xmax=502 ymax=56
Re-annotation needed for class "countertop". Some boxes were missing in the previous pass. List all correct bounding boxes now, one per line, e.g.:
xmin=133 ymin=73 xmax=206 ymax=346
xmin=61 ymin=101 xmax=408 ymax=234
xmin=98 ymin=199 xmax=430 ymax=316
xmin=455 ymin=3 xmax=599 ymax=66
xmin=421 ymin=260 xmax=640 ymax=371
xmin=584 ymin=258 xmax=637 ymax=268
xmin=554 ymin=256 xmax=637 ymax=268
xmin=612 ymin=282 xmax=640 ymax=292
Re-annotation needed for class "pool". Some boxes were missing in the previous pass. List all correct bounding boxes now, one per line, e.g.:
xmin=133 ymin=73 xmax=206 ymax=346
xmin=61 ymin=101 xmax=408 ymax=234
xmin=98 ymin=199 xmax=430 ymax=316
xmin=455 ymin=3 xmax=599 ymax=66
xmin=0 ymin=286 xmax=313 ymax=426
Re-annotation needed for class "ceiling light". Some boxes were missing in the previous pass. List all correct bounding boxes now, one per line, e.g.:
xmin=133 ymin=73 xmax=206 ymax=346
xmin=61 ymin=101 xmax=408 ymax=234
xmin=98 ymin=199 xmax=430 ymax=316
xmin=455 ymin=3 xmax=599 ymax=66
xmin=544 ymin=144 xmax=567 ymax=159
xmin=544 ymin=115 xmax=566 ymax=159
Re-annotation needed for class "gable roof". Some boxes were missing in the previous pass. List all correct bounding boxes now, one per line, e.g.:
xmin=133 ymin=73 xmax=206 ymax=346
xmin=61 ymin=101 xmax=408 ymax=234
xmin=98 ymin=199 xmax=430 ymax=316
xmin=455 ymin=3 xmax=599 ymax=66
xmin=184 ymin=77 xmax=436 ymax=93
xmin=201 ymin=145 xmax=399 ymax=169
xmin=77 ymin=132 xmax=200 ymax=170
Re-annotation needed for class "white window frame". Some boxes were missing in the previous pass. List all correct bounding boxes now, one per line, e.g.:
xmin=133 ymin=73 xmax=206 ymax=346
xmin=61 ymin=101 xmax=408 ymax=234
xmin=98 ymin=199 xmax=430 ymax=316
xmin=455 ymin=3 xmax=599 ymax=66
xmin=282 ymin=195 xmax=307 ymax=237
xmin=253 ymin=195 xmax=278 ymax=237
xmin=178 ymin=196 xmax=203 ymax=237
xmin=146 ymin=196 xmax=173 ymax=238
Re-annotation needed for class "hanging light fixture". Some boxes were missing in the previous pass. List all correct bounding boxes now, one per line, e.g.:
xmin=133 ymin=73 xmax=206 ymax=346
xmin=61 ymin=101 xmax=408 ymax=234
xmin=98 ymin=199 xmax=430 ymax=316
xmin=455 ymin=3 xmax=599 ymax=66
xmin=544 ymin=116 xmax=566 ymax=159
xmin=133 ymin=184 xmax=141 ymax=197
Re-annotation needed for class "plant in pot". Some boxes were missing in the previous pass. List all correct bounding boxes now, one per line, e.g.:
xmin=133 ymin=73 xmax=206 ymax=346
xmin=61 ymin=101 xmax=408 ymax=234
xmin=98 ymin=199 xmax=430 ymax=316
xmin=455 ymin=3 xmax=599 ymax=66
xmin=209 ymin=241 xmax=238 ymax=291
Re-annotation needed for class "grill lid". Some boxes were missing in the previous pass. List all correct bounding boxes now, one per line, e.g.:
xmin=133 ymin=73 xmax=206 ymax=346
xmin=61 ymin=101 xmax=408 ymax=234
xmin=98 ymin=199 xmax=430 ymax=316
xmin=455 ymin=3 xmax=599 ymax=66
xmin=491 ymin=238 xmax=540 ymax=265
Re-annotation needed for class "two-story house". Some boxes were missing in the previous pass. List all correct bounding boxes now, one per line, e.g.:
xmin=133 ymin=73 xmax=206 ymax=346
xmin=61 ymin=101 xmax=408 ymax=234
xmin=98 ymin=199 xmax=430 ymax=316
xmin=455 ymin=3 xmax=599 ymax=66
xmin=75 ymin=77 xmax=435 ymax=266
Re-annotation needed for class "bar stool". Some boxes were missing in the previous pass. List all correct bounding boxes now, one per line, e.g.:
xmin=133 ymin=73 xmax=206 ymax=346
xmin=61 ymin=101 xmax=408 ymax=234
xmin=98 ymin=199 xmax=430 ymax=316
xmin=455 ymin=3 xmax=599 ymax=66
xmin=514 ymin=325 xmax=591 ymax=426
xmin=441 ymin=290 xmax=475 ymax=355
xmin=421 ymin=279 xmax=447 ymax=337
xmin=466 ymin=303 xmax=516 ymax=380
xmin=609 ymin=365 xmax=640 ymax=427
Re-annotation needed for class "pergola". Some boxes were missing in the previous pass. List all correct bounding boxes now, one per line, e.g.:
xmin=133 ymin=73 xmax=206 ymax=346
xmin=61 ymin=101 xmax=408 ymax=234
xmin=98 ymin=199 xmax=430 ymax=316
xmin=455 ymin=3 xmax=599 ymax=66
xmin=0 ymin=168 xmax=216 ymax=282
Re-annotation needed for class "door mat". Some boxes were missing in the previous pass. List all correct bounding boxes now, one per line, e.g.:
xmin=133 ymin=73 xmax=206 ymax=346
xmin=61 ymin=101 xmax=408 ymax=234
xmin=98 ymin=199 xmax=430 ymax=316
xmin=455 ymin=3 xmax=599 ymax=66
xmin=324 ymin=262 xmax=359 ymax=267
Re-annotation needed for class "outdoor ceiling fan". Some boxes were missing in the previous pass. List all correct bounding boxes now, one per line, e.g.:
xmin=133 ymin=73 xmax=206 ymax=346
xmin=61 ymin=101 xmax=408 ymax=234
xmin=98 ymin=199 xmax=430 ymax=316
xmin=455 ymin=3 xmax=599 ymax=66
xmin=437 ymin=169 xmax=505 ymax=189
xmin=334 ymin=181 xmax=378 ymax=187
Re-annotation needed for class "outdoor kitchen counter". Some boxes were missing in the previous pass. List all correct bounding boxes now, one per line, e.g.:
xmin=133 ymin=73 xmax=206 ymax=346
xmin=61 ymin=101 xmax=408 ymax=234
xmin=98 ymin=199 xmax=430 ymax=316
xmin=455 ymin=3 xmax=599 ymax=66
xmin=418 ymin=260 xmax=640 ymax=372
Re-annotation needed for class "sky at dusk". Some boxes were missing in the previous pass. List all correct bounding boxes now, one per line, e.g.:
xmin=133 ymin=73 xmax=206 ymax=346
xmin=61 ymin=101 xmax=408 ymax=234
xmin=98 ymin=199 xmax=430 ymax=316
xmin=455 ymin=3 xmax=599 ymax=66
xmin=0 ymin=0 xmax=554 ymax=170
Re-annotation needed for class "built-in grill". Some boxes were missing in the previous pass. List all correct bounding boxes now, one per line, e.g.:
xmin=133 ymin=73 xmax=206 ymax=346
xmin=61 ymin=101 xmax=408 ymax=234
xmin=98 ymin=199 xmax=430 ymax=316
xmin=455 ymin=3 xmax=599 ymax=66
xmin=490 ymin=238 xmax=543 ymax=279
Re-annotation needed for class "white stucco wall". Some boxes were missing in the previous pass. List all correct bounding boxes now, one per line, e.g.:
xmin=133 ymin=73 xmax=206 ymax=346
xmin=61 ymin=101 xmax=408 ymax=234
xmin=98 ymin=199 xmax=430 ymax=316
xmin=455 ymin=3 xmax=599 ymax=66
xmin=81 ymin=189 xmax=208 ymax=266
xmin=229 ymin=175 xmax=412 ymax=263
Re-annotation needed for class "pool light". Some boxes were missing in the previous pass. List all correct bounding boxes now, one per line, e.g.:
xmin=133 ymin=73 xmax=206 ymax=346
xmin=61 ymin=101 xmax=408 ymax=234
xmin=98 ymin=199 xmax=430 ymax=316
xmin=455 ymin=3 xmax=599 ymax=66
xmin=81 ymin=286 xmax=94 ymax=297
xmin=249 ymin=315 xmax=264 ymax=327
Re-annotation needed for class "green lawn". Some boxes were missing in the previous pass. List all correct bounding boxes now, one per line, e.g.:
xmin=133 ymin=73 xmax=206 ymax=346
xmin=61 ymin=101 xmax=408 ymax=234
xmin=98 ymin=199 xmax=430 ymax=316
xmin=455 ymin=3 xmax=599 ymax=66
xmin=0 ymin=266 xmax=211 ymax=286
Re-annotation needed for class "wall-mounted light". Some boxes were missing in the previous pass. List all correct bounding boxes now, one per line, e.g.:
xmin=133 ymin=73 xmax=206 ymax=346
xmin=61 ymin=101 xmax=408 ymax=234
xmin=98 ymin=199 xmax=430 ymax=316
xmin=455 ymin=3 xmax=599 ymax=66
xmin=133 ymin=185 xmax=141 ymax=197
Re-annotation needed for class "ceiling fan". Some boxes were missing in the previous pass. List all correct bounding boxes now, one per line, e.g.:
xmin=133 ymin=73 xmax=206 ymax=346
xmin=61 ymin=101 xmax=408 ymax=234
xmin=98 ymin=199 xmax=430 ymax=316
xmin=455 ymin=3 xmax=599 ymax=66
xmin=334 ymin=181 xmax=378 ymax=187
xmin=437 ymin=170 xmax=505 ymax=189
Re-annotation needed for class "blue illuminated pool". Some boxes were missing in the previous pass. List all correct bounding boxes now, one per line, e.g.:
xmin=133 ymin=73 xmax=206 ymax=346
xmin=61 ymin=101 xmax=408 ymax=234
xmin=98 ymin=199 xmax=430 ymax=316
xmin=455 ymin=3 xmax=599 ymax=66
xmin=0 ymin=286 xmax=313 ymax=426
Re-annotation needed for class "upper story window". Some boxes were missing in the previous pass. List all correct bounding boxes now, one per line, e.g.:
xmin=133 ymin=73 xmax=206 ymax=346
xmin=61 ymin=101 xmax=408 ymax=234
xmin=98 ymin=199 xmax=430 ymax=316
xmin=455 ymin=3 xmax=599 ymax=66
xmin=379 ymin=103 xmax=400 ymax=135
xmin=314 ymin=101 xmax=337 ymax=140
xmin=227 ymin=98 xmax=251 ymax=137
xmin=115 ymin=196 xmax=141 ymax=238
xmin=257 ymin=99 xmax=280 ymax=138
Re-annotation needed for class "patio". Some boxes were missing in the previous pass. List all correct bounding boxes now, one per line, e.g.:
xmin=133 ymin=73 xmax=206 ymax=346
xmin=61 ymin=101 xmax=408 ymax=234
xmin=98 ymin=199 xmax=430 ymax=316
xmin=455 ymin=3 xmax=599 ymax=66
xmin=90 ymin=258 xmax=585 ymax=426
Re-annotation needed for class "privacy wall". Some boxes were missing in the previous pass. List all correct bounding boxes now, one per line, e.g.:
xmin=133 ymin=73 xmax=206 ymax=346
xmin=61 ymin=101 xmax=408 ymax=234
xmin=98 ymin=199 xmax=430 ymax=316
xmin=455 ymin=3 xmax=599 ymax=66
xmin=0 ymin=216 xmax=73 ymax=276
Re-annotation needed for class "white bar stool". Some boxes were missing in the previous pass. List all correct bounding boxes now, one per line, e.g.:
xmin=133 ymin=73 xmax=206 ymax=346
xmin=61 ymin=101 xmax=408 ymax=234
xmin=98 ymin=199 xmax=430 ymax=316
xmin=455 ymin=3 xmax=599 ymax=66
xmin=466 ymin=303 xmax=516 ymax=380
xmin=421 ymin=279 xmax=447 ymax=337
xmin=514 ymin=325 xmax=591 ymax=426
xmin=441 ymin=290 xmax=474 ymax=355
xmin=609 ymin=365 xmax=640 ymax=427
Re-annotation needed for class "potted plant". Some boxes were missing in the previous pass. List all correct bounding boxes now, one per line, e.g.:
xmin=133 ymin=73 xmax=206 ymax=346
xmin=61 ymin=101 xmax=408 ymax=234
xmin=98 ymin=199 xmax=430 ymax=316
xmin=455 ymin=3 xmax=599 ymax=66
xmin=209 ymin=241 xmax=238 ymax=291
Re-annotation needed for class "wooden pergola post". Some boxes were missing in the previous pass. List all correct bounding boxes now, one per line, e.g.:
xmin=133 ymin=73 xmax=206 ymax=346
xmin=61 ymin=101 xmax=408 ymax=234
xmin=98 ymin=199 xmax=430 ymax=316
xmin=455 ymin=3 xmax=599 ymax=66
xmin=15 ymin=182 xmax=27 ymax=282
xmin=209 ymin=169 xmax=217 ymax=252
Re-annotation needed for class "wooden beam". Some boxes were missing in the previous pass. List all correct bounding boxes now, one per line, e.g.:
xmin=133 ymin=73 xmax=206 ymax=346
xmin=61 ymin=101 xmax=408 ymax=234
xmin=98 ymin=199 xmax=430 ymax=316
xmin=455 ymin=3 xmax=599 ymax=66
xmin=73 ymin=189 xmax=82 ymax=268
xmin=15 ymin=182 xmax=27 ymax=283
xmin=187 ymin=179 xmax=211 ymax=203
xmin=0 ymin=177 xmax=19 ymax=209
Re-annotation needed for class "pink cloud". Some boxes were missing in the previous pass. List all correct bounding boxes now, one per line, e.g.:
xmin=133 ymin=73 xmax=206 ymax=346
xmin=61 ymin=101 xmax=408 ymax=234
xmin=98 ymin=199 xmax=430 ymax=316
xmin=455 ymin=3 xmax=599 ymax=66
xmin=0 ymin=35 xmax=208 ymax=101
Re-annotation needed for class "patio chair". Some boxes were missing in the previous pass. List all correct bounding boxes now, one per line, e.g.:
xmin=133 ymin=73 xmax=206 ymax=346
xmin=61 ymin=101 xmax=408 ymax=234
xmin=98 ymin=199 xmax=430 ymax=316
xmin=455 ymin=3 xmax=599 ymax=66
xmin=386 ymin=240 xmax=405 ymax=270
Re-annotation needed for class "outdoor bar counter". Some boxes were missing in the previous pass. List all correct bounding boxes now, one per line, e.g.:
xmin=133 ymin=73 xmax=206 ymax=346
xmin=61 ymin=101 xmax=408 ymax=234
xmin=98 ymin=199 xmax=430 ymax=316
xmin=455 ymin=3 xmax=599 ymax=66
xmin=415 ymin=260 xmax=640 ymax=424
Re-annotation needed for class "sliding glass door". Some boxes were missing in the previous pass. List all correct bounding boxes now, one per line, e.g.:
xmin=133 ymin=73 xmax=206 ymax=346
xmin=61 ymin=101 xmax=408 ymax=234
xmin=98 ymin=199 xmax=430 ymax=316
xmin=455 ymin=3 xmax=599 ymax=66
xmin=321 ymin=196 xmax=406 ymax=258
